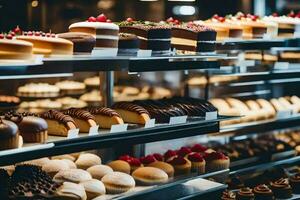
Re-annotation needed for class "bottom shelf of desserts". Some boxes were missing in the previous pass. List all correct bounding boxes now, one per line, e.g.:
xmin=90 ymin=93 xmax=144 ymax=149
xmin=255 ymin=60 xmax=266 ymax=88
xmin=0 ymin=149 xmax=230 ymax=200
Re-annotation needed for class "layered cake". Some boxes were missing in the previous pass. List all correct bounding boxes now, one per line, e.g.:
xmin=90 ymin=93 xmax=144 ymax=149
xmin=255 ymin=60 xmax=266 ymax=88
xmin=69 ymin=14 xmax=119 ymax=51
xmin=57 ymin=32 xmax=96 ymax=53
xmin=118 ymin=33 xmax=140 ymax=55
xmin=0 ymin=36 xmax=33 ymax=60
xmin=171 ymin=22 xmax=217 ymax=52
xmin=118 ymin=18 xmax=172 ymax=53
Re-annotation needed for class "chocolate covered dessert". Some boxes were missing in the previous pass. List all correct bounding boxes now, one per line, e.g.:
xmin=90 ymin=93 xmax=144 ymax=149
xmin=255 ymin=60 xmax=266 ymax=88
xmin=118 ymin=33 xmax=140 ymax=55
xmin=289 ymin=173 xmax=300 ymax=194
xmin=221 ymin=190 xmax=236 ymax=200
xmin=87 ymin=107 xmax=124 ymax=129
xmin=57 ymin=32 xmax=96 ymax=53
xmin=253 ymin=184 xmax=274 ymax=200
xmin=0 ymin=119 xmax=19 ymax=150
xmin=236 ymin=187 xmax=254 ymax=200
xmin=270 ymin=178 xmax=292 ymax=199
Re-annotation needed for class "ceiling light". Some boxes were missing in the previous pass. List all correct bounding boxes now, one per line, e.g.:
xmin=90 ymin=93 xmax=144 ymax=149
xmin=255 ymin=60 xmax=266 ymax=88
xmin=168 ymin=0 xmax=195 ymax=2
xmin=173 ymin=5 xmax=196 ymax=15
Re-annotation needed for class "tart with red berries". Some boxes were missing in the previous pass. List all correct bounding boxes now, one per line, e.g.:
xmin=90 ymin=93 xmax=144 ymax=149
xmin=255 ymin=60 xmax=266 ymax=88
xmin=187 ymin=152 xmax=206 ymax=174
xmin=204 ymin=152 xmax=230 ymax=172
xmin=167 ymin=156 xmax=191 ymax=175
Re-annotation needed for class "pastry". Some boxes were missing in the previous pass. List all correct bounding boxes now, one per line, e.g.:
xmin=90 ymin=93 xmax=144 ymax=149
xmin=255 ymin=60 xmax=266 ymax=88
xmin=22 ymin=157 xmax=50 ymax=167
xmin=69 ymin=14 xmax=119 ymax=50
xmin=139 ymin=155 xmax=157 ymax=166
xmin=0 ymin=95 xmax=20 ymax=108
xmin=80 ymin=179 xmax=106 ymax=199
xmin=245 ymin=100 xmax=269 ymax=120
xmin=148 ymin=161 xmax=174 ymax=177
xmin=256 ymin=99 xmax=276 ymax=118
xmin=236 ymin=187 xmax=254 ymax=200
xmin=42 ymin=159 xmax=70 ymax=177
xmin=57 ymin=32 xmax=96 ymax=53
xmin=119 ymin=155 xmax=143 ymax=173
xmin=187 ymin=153 xmax=206 ymax=174
xmin=253 ymin=184 xmax=274 ymax=200
xmin=86 ymin=165 xmax=113 ymax=180
xmin=18 ymin=116 xmax=48 ymax=143
xmin=164 ymin=150 xmax=177 ymax=162
xmin=171 ymin=22 xmax=217 ymax=52
xmin=84 ymin=77 xmax=100 ymax=88
xmin=63 ymin=108 xmax=97 ymax=133
xmin=107 ymin=160 xmax=131 ymax=174
xmin=152 ymin=153 xmax=164 ymax=161
xmin=270 ymin=98 xmax=286 ymax=112
xmin=53 ymin=168 xmax=92 ymax=183
xmin=132 ymin=167 xmax=168 ymax=185
xmin=0 ymin=119 xmax=19 ymax=150
xmin=56 ymin=97 xmax=87 ymax=109
xmin=17 ymin=83 xmax=60 ymax=98
xmin=75 ymin=153 xmax=102 ymax=170
xmin=56 ymin=182 xmax=87 ymax=200
xmin=289 ymin=173 xmax=300 ymax=194
xmin=226 ymin=98 xmax=257 ymax=122
xmin=191 ymin=144 xmax=208 ymax=154
xmin=87 ymin=107 xmax=124 ymax=129
xmin=16 ymin=34 xmax=74 ymax=56
xmin=221 ymin=190 xmax=236 ymax=200
xmin=278 ymin=97 xmax=299 ymax=113
xmin=177 ymin=147 xmax=192 ymax=157
xmin=101 ymin=172 xmax=135 ymax=194
xmin=52 ymin=154 xmax=76 ymax=162
xmin=167 ymin=156 xmax=191 ymax=175
xmin=55 ymin=80 xmax=86 ymax=96
xmin=112 ymin=102 xmax=150 ymax=124
xmin=119 ymin=19 xmax=171 ymax=53
xmin=118 ymin=33 xmax=140 ymax=55
xmin=270 ymin=178 xmax=292 ymax=199
xmin=41 ymin=110 xmax=77 ymax=136
xmin=62 ymin=159 xmax=77 ymax=169
xmin=204 ymin=152 xmax=230 ymax=172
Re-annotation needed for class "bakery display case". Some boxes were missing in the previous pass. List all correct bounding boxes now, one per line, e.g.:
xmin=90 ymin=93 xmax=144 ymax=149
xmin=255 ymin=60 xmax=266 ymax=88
xmin=0 ymin=3 xmax=300 ymax=199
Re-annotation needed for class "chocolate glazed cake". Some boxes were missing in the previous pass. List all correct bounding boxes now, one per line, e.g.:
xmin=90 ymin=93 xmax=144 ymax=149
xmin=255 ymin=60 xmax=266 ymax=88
xmin=119 ymin=21 xmax=171 ymax=53
xmin=171 ymin=23 xmax=217 ymax=52
xmin=118 ymin=33 xmax=140 ymax=55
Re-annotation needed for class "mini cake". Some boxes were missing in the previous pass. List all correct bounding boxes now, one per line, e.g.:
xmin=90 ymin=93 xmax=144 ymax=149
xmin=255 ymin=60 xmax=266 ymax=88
xmin=118 ymin=33 xmax=140 ymax=55
xmin=177 ymin=147 xmax=192 ymax=157
xmin=119 ymin=155 xmax=143 ymax=173
xmin=80 ymin=179 xmax=106 ymax=199
xmin=236 ymin=187 xmax=254 ymax=200
xmin=289 ymin=173 xmax=300 ymax=194
xmin=18 ymin=116 xmax=48 ymax=143
xmin=191 ymin=144 xmax=208 ymax=154
xmin=101 ymin=172 xmax=135 ymax=194
xmin=63 ymin=108 xmax=97 ymax=133
xmin=69 ymin=14 xmax=119 ymax=50
xmin=86 ymin=165 xmax=113 ymax=180
xmin=16 ymin=34 xmax=73 ymax=56
xmin=164 ymin=150 xmax=177 ymax=162
xmin=187 ymin=153 xmax=206 ymax=174
xmin=204 ymin=152 xmax=230 ymax=172
xmin=57 ymin=32 xmax=96 ymax=53
xmin=0 ymin=119 xmax=19 ymax=150
xmin=55 ymin=80 xmax=86 ymax=96
xmin=87 ymin=107 xmax=124 ymax=129
xmin=139 ymin=155 xmax=157 ymax=166
xmin=41 ymin=110 xmax=77 ymax=136
xmin=171 ymin=22 xmax=217 ymax=52
xmin=0 ymin=36 xmax=33 ymax=60
xmin=132 ymin=167 xmax=168 ymax=185
xmin=148 ymin=161 xmax=174 ymax=177
xmin=119 ymin=18 xmax=171 ymax=53
xmin=253 ymin=184 xmax=274 ymax=200
xmin=167 ymin=156 xmax=191 ymax=176
xmin=270 ymin=178 xmax=292 ymax=199
xmin=112 ymin=102 xmax=150 ymax=124
xmin=107 ymin=160 xmax=131 ymax=174
xmin=17 ymin=83 xmax=60 ymax=98
xmin=56 ymin=182 xmax=87 ymax=200
xmin=53 ymin=168 xmax=92 ymax=183
xmin=42 ymin=159 xmax=70 ymax=177
xmin=221 ymin=190 xmax=236 ymax=200
xmin=75 ymin=153 xmax=102 ymax=170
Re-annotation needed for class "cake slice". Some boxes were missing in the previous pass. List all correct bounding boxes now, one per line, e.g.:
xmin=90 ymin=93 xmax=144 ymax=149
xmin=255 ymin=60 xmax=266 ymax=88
xmin=87 ymin=107 xmax=124 ymax=129
xmin=171 ymin=22 xmax=217 ymax=52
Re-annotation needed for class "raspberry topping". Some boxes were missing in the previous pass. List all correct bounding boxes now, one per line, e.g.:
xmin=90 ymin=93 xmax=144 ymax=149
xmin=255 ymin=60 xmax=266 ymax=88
xmin=5 ymin=34 xmax=13 ymax=40
xmin=177 ymin=147 xmax=192 ymax=157
xmin=168 ymin=156 xmax=187 ymax=165
xmin=0 ymin=34 xmax=4 ymax=39
xmin=140 ymin=155 xmax=156 ymax=165
xmin=153 ymin=153 xmax=164 ymax=161
xmin=204 ymin=152 xmax=228 ymax=161
xmin=119 ymin=155 xmax=132 ymax=162
xmin=13 ymin=26 xmax=22 ymax=35
xmin=88 ymin=16 xmax=97 ymax=22
xmin=106 ymin=19 xmax=112 ymax=23
xmin=191 ymin=144 xmax=207 ymax=152
xmin=164 ymin=150 xmax=177 ymax=160
xmin=97 ymin=14 xmax=107 ymax=22
xmin=129 ymin=158 xmax=141 ymax=166
xmin=188 ymin=153 xmax=204 ymax=162
xmin=126 ymin=17 xmax=134 ymax=22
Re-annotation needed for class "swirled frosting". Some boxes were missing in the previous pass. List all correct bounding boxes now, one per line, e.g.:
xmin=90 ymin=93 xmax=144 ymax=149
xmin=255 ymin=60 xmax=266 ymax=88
xmin=41 ymin=110 xmax=76 ymax=127
xmin=253 ymin=184 xmax=273 ymax=195
xmin=290 ymin=173 xmax=300 ymax=183
xmin=237 ymin=187 xmax=254 ymax=198
xmin=221 ymin=190 xmax=236 ymax=200
xmin=270 ymin=178 xmax=291 ymax=189
xmin=112 ymin=102 xmax=150 ymax=115
xmin=87 ymin=107 xmax=120 ymax=117
xmin=63 ymin=108 xmax=95 ymax=121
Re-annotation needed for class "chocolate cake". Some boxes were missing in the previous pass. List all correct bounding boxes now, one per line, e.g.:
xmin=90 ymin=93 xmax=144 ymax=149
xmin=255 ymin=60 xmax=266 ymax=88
xmin=171 ymin=22 xmax=217 ymax=52
xmin=118 ymin=33 xmax=140 ymax=55
xmin=57 ymin=32 xmax=96 ymax=53
xmin=118 ymin=20 xmax=171 ymax=53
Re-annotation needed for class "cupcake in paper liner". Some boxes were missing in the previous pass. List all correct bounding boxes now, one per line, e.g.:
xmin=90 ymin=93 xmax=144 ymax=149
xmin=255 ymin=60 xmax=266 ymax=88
xmin=187 ymin=152 xmax=205 ymax=174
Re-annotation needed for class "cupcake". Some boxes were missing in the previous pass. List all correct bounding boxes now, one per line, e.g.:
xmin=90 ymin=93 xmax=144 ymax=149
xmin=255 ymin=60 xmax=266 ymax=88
xmin=152 ymin=153 xmax=164 ymax=161
xmin=204 ymin=152 xmax=230 ymax=172
xmin=177 ymin=147 xmax=192 ymax=157
xmin=139 ymin=155 xmax=157 ymax=166
xmin=80 ymin=179 xmax=106 ymax=199
xmin=187 ymin=153 xmax=206 ymax=174
xmin=132 ymin=167 xmax=168 ymax=185
xmin=107 ymin=160 xmax=131 ymax=174
xmin=253 ymin=184 xmax=274 ymax=200
xmin=270 ymin=178 xmax=292 ymax=199
xmin=236 ymin=187 xmax=254 ymax=200
xmin=148 ymin=161 xmax=174 ymax=177
xmin=75 ymin=153 xmax=101 ymax=170
xmin=221 ymin=190 xmax=236 ymax=200
xmin=167 ymin=156 xmax=191 ymax=176
xmin=191 ymin=144 xmax=208 ymax=154
xmin=86 ymin=165 xmax=113 ymax=180
xmin=119 ymin=155 xmax=143 ymax=173
xmin=0 ymin=119 xmax=19 ymax=150
xmin=101 ymin=172 xmax=135 ymax=194
xmin=164 ymin=150 xmax=177 ymax=162
xmin=289 ymin=173 xmax=300 ymax=194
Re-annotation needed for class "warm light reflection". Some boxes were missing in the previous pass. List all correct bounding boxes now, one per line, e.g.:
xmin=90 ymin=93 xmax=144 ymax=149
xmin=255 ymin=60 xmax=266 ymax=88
xmin=31 ymin=0 xmax=38 ymax=7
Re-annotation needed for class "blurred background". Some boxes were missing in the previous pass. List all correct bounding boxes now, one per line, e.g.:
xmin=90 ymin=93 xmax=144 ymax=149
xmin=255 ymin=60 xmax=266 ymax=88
xmin=0 ymin=0 xmax=299 ymax=33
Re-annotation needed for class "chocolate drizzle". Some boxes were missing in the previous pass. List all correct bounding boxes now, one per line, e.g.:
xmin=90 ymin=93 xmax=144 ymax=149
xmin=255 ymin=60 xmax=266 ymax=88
xmin=63 ymin=108 xmax=95 ymax=121
xmin=87 ymin=107 xmax=121 ymax=118
xmin=4 ymin=111 xmax=39 ymax=124
xmin=271 ymin=178 xmax=291 ymax=189
xmin=253 ymin=184 xmax=273 ymax=194
xmin=41 ymin=110 xmax=76 ymax=126
xmin=221 ymin=190 xmax=236 ymax=200
xmin=112 ymin=102 xmax=150 ymax=115
xmin=237 ymin=187 xmax=254 ymax=197
xmin=290 ymin=173 xmax=300 ymax=182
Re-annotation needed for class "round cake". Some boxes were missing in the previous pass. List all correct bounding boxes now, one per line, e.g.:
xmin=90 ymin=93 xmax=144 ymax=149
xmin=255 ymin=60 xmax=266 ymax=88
xmin=118 ymin=33 xmax=140 ymax=55
xmin=0 ymin=38 xmax=33 ymax=60
xmin=57 ymin=32 xmax=96 ymax=53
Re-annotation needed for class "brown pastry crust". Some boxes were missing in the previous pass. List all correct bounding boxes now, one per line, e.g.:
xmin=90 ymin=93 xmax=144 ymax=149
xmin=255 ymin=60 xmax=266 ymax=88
xmin=87 ymin=107 xmax=124 ymax=129
xmin=0 ymin=119 xmax=19 ymax=150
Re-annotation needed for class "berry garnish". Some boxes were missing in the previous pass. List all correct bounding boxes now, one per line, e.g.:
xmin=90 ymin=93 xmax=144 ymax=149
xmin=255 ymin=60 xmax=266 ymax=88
xmin=191 ymin=144 xmax=207 ymax=152
xmin=10 ymin=31 xmax=15 ymax=36
xmin=188 ymin=153 xmax=204 ymax=162
xmin=177 ymin=147 xmax=192 ymax=157
xmin=0 ymin=34 xmax=4 ymax=39
xmin=51 ymin=33 xmax=56 ymax=38
xmin=106 ymin=19 xmax=112 ymax=23
xmin=13 ymin=26 xmax=22 ymax=34
xmin=153 ymin=153 xmax=164 ymax=161
xmin=96 ymin=14 xmax=107 ymax=22
xmin=218 ymin=17 xmax=226 ymax=22
xmin=126 ymin=17 xmax=134 ymax=22
xmin=166 ymin=17 xmax=174 ymax=23
xmin=35 ymin=32 xmax=40 ymax=36
xmin=46 ymin=33 xmax=51 ymax=37
xmin=272 ymin=13 xmax=279 ymax=17
xmin=168 ymin=156 xmax=187 ymax=165
xmin=139 ymin=155 xmax=156 ymax=165
xmin=204 ymin=152 xmax=228 ymax=160
xmin=119 ymin=155 xmax=132 ymax=162
xmin=5 ymin=34 xmax=13 ymax=39
xmin=173 ymin=19 xmax=180 ymax=25
xmin=27 ymin=31 xmax=33 ymax=36
xmin=88 ymin=16 xmax=97 ymax=22
xmin=288 ymin=11 xmax=295 ymax=18
xmin=213 ymin=14 xmax=219 ymax=19
xmin=128 ymin=158 xmax=141 ymax=166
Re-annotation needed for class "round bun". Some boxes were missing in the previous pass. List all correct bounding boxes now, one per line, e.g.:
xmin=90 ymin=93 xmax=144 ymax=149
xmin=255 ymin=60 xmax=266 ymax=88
xmin=42 ymin=159 xmax=70 ymax=177
xmin=87 ymin=165 xmax=113 ymax=180
xmin=132 ymin=167 xmax=168 ymax=185
xmin=75 ymin=153 xmax=101 ymax=170
xmin=61 ymin=159 xmax=77 ymax=169
xmin=57 ymin=182 xmax=87 ymax=200
xmin=80 ymin=179 xmax=106 ymax=199
xmin=22 ymin=157 xmax=50 ymax=167
xmin=107 ymin=160 xmax=131 ymax=174
xmin=53 ymin=168 xmax=92 ymax=183
xmin=52 ymin=154 xmax=76 ymax=161
xmin=101 ymin=172 xmax=135 ymax=194
xmin=148 ymin=161 xmax=174 ymax=177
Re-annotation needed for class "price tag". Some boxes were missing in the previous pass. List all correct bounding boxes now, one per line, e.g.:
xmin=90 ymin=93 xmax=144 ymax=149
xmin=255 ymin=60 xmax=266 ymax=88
xmin=276 ymin=109 xmax=292 ymax=119
xmin=145 ymin=119 xmax=156 ymax=128
xmin=205 ymin=111 xmax=218 ymax=120
xmin=137 ymin=50 xmax=152 ymax=57
xmin=274 ymin=62 xmax=289 ymax=70
xmin=91 ymin=48 xmax=118 ymax=57
xmin=237 ymin=60 xmax=255 ymax=73
xmin=263 ymin=34 xmax=272 ymax=40
xmin=88 ymin=125 xmax=99 ymax=136
xmin=67 ymin=128 xmax=79 ymax=139
xmin=169 ymin=116 xmax=187 ymax=125
xmin=110 ymin=124 xmax=128 ymax=133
